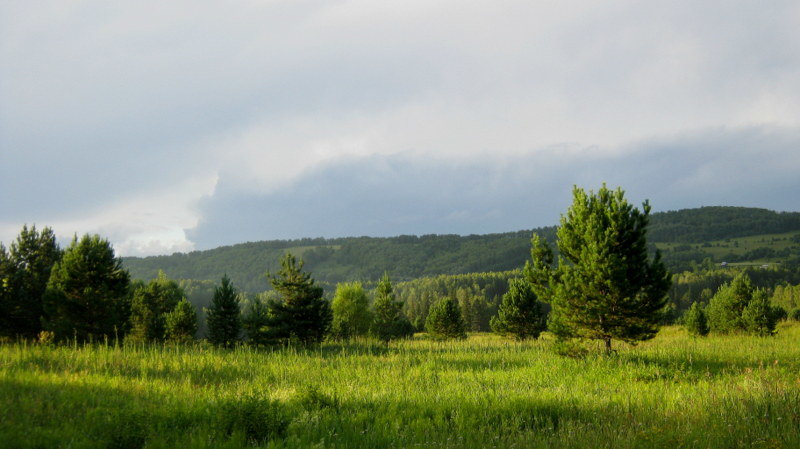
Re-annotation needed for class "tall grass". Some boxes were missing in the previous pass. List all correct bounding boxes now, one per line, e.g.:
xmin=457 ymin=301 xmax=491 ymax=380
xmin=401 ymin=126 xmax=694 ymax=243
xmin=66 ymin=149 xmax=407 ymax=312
xmin=2 ymin=325 xmax=799 ymax=448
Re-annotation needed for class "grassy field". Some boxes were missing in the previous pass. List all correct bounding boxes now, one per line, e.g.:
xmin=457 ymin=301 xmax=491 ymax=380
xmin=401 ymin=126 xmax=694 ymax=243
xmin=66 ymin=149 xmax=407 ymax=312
xmin=656 ymin=230 xmax=800 ymax=261
xmin=2 ymin=326 xmax=799 ymax=449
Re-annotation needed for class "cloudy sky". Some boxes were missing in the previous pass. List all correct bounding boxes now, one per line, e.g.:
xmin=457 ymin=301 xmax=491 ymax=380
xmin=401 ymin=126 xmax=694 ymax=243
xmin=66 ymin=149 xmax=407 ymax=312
xmin=2 ymin=1 xmax=799 ymax=256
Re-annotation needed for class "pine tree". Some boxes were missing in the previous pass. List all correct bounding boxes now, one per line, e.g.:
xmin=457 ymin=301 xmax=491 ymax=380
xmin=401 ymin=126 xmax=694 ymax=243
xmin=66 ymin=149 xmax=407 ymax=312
xmin=241 ymin=293 xmax=274 ymax=346
xmin=128 ymin=271 xmax=185 ymax=342
xmin=2 ymin=225 xmax=61 ymax=339
xmin=331 ymin=282 xmax=372 ymax=340
xmin=165 ymin=298 xmax=198 ymax=344
xmin=371 ymin=272 xmax=414 ymax=343
xmin=529 ymin=185 xmax=672 ymax=351
xmin=425 ymin=297 xmax=467 ymax=340
xmin=490 ymin=278 xmax=547 ymax=340
xmin=684 ymin=302 xmax=709 ymax=337
xmin=43 ymin=234 xmax=130 ymax=342
xmin=741 ymin=290 xmax=779 ymax=337
xmin=265 ymin=253 xmax=331 ymax=345
xmin=205 ymin=275 xmax=241 ymax=348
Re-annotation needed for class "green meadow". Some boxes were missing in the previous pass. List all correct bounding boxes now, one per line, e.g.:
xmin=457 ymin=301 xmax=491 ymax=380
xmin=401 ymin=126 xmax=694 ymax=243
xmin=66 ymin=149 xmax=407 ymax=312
xmin=2 ymin=325 xmax=799 ymax=449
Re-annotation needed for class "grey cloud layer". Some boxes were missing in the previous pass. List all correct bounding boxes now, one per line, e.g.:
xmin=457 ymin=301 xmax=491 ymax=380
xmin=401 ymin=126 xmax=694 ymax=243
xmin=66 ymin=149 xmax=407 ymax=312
xmin=187 ymin=127 xmax=800 ymax=249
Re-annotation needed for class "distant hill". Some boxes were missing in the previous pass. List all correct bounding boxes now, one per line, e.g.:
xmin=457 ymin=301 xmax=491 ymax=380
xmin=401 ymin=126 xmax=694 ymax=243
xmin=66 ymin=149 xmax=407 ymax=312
xmin=123 ymin=206 xmax=800 ymax=292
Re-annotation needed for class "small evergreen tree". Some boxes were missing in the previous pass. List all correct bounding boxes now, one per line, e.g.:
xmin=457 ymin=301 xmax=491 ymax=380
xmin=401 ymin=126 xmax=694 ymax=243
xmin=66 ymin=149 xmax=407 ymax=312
xmin=241 ymin=292 xmax=275 ymax=346
xmin=165 ymin=298 xmax=198 ymax=344
xmin=43 ymin=234 xmax=130 ymax=342
xmin=684 ymin=302 xmax=709 ymax=337
xmin=265 ymin=253 xmax=331 ymax=345
xmin=425 ymin=297 xmax=467 ymax=340
xmin=205 ymin=275 xmax=241 ymax=348
xmin=128 ymin=271 xmax=185 ymax=343
xmin=331 ymin=282 xmax=372 ymax=340
xmin=741 ymin=290 xmax=779 ymax=337
xmin=371 ymin=272 xmax=414 ymax=343
xmin=490 ymin=278 xmax=547 ymax=340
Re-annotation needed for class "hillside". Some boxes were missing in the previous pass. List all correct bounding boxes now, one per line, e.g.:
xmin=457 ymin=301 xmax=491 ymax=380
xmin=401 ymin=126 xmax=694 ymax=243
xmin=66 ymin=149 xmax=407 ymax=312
xmin=123 ymin=206 xmax=800 ymax=292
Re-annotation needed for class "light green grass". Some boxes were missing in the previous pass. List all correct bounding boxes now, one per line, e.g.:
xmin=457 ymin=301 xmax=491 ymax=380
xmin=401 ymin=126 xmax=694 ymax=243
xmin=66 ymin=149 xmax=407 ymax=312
xmin=2 ymin=325 xmax=800 ymax=448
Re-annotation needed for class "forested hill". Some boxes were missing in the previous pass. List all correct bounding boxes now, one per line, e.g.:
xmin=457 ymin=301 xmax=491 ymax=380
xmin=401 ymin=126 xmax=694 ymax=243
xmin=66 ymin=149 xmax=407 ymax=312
xmin=123 ymin=206 xmax=800 ymax=292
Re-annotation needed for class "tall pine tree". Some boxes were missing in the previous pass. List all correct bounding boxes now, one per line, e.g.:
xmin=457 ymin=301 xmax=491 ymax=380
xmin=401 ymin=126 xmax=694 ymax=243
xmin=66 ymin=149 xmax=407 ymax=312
xmin=265 ymin=253 xmax=331 ymax=345
xmin=205 ymin=275 xmax=241 ymax=348
xmin=43 ymin=234 xmax=130 ymax=342
xmin=528 ymin=185 xmax=672 ymax=351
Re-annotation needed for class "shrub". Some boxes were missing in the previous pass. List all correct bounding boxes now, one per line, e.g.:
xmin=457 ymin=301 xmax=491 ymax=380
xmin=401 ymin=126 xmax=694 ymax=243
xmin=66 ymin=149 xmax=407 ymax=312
xmin=218 ymin=396 xmax=288 ymax=445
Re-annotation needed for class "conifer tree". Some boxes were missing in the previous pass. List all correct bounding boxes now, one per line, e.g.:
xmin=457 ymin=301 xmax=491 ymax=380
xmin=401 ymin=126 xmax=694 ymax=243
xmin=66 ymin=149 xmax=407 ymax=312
xmin=205 ymin=275 xmax=241 ymax=348
xmin=425 ymin=297 xmax=467 ymax=340
xmin=3 ymin=225 xmax=61 ymax=339
xmin=43 ymin=234 xmax=130 ymax=342
xmin=128 ymin=271 xmax=185 ymax=342
xmin=528 ymin=185 xmax=672 ymax=351
xmin=490 ymin=278 xmax=546 ymax=340
xmin=265 ymin=253 xmax=331 ymax=345
xmin=741 ymin=290 xmax=779 ymax=337
xmin=707 ymin=272 xmax=754 ymax=333
xmin=165 ymin=298 xmax=198 ymax=344
xmin=684 ymin=302 xmax=709 ymax=337
xmin=371 ymin=272 xmax=414 ymax=343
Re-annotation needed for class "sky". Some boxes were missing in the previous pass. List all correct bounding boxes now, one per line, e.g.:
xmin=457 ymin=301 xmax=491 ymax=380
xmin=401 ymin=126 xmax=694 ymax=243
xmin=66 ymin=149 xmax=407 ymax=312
xmin=2 ymin=1 xmax=800 ymax=256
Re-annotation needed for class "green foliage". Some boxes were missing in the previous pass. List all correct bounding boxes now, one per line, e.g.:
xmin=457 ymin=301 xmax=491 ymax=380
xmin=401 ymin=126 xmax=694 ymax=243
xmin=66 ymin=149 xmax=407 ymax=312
xmin=684 ymin=302 xmax=710 ymax=337
xmin=128 ymin=271 xmax=185 ymax=343
xmin=741 ymin=290 xmax=780 ymax=337
xmin=0 ymin=225 xmax=61 ymax=339
xmin=205 ymin=275 xmax=241 ymax=348
xmin=331 ymin=282 xmax=372 ymax=340
xmin=707 ymin=272 xmax=781 ymax=336
xmin=771 ymin=283 xmax=800 ymax=319
xmin=490 ymin=278 xmax=547 ymax=340
xmin=537 ymin=185 xmax=672 ymax=350
xmin=43 ymin=234 xmax=130 ymax=342
xmin=371 ymin=273 xmax=414 ymax=343
xmin=264 ymin=253 xmax=332 ymax=345
xmin=240 ymin=292 xmax=274 ymax=346
xmin=165 ymin=298 xmax=198 ymax=344
xmin=425 ymin=297 xmax=466 ymax=340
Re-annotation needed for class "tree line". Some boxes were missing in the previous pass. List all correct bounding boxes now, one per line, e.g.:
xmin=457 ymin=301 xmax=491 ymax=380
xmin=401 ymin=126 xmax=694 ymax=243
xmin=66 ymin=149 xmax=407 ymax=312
xmin=2 ymin=186 xmax=798 ymax=349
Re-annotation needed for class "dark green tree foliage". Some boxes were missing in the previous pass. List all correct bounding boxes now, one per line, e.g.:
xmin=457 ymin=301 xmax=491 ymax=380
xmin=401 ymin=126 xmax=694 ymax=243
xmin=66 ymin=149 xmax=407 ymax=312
xmin=205 ymin=275 xmax=241 ymax=347
xmin=241 ymin=293 xmax=274 ymax=346
xmin=684 ymin=302 xmax=709 ymax=337
xmin=0 ymin=244 xmax=14 ymax=337
xmin=165 ymin=298 xmax=198 ymax=343
xmin=128 ymin=271 xmax=185 ymax=342
xmin=425 ymin=297 xmax=467 ymax=340
xmin=331 ymin=282 xmax=372 ymax=340
xmin=742 ymin=290 xmax=780 ymax=337
xmin=490 ymin=278 xmax=547 ymax=340
xmin=43 ymin=234 xmax=130 ymax=342
xmin=1 ymin=225 xmax=61 ymax=338
xmin=531 ymin=186 xmax=672 ymax=351
xmin=265 ymin=254 xmax=331 ymax=345
xmin=371 ymin=273 xmax=414 ymax=343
